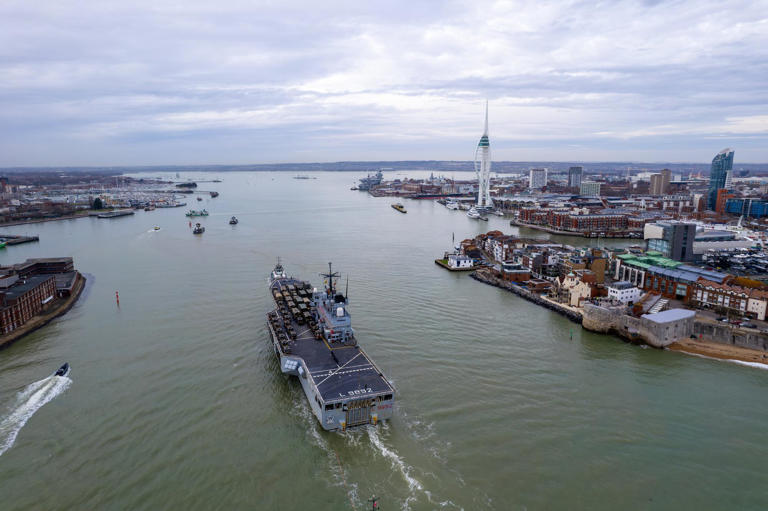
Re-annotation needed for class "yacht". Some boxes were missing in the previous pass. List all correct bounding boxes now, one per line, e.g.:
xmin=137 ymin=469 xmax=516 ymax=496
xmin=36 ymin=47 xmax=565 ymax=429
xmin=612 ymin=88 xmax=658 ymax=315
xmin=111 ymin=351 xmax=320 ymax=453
xmin=446 ymin=200 xmax=460 ymax=210
xmin=467 ymin=207 xmax=482 ymax=219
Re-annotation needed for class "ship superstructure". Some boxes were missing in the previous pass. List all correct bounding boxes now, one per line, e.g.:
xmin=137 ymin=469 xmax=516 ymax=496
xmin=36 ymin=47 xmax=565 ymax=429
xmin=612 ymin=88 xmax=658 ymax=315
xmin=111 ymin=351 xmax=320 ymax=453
xmin=266 ymin=261 xmax=394 ymax=431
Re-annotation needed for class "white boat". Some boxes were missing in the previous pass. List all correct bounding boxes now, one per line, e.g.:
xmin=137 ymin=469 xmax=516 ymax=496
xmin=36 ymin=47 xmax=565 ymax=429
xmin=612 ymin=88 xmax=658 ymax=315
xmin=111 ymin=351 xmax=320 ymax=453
xmin=467 ymin=207 xmax=481 ymax=219
xmin=446 ymin=201 xmax=460 ymax=210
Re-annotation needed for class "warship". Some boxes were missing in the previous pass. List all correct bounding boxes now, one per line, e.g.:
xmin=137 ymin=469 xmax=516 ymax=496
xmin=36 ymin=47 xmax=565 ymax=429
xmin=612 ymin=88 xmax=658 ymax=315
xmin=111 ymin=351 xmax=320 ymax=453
xmin=357 ymin=170 xmax=383 ymax=191
xmin=266 ymin=260 xmax=395 ymax=431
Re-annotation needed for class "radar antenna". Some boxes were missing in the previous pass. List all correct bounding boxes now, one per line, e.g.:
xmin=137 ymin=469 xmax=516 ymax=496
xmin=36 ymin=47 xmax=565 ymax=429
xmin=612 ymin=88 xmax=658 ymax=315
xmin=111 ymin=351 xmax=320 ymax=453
xmin=320 ymin=262 xmax=340 ymax=295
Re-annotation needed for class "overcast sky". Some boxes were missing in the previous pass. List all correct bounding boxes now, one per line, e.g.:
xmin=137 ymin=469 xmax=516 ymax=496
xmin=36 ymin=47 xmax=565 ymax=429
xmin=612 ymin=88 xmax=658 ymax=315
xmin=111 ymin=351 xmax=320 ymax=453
xmin=1 ymin=0 xmax=766 ymax=166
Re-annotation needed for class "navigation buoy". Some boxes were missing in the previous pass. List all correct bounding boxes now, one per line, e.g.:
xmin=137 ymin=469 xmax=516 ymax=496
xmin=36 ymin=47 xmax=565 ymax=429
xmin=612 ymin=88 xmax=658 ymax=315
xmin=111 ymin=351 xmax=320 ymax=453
xmin=116 ymin=291 xmax=120 ymax=306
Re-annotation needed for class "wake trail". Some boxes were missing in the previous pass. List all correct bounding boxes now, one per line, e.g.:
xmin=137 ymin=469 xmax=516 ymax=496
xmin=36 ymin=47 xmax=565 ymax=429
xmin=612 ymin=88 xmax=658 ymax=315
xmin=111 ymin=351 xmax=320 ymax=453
xmin=0 ymin=375 xmax=72 ymax=456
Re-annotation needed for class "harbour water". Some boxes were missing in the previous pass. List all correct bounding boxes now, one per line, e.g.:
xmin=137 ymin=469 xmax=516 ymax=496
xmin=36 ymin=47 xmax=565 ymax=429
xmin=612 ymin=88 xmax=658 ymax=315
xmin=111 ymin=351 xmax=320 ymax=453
xmin=0 ymin=171 xmax=767 ymax=510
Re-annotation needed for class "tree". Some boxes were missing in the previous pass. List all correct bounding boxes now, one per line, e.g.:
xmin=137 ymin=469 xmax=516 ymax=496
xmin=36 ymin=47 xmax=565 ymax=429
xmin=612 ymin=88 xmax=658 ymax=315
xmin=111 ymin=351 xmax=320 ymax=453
xmin=93 ymin=197 xmax=103 ymax=210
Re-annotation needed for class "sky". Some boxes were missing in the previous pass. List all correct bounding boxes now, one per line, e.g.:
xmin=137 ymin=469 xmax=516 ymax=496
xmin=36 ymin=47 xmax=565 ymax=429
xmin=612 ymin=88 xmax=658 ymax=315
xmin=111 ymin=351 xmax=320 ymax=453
xmin=1 ymin=0 xmax=767 ymax=166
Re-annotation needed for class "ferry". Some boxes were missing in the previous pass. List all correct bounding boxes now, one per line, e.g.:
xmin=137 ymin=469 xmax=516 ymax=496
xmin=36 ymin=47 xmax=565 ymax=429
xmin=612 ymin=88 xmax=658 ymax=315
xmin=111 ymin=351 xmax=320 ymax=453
xmin=266 ymin=262 xmax=394 ymax=431
xmin=391 ymin=203 xmax=407 ymax=213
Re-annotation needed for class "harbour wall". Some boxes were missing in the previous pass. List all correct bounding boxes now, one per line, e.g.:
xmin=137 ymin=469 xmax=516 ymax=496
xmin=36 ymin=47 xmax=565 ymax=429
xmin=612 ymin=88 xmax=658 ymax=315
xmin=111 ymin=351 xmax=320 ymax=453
xmin=692 ymin=321 xmax=768 ymax=352
xmin=470 ymin=270 xmax=583 ymax=323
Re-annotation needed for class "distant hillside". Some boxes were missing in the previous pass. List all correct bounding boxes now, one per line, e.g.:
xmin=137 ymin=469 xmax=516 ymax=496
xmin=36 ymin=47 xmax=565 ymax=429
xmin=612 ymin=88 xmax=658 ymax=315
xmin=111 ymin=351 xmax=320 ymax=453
xmin=2 ymin=161 xmax=768 ymax=175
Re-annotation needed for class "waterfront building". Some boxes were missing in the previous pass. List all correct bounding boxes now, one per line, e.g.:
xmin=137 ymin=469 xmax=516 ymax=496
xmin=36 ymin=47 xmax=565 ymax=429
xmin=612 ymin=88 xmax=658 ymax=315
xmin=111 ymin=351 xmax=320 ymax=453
xmin=474 ymin=101 xmax=492 ymax=208
xmin=0 ymin=275 xmax=57 ymax=334
xmin=579 ymin=181 xmax=601 ymax=196
xmin=724 ymin=198 xmax=768 ymax=218
xmin=447 ymin=254 xmax=473 ymax=269
xmin=529 ymin=168 xmax=547 ymax=190
xmin=568 ymin=166 xmax=583 ymax=189
xmin=707 ymin=148 xmax=735 ymax=210
xmin=614 ymin=252 xmax=729 ymax=300
xmin=689 ymin=279 xmax=768 ymax=320
xmin=606 ymin=281 xmax=641 ymax=305
xmin=644 ymin=221 xmax=696 ymax=262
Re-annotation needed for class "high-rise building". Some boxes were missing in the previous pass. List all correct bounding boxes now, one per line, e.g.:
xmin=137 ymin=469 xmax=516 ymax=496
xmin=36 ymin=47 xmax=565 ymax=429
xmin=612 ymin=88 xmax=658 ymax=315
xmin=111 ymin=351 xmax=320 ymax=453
xmin=568 ymin=166 xmax=583 ymax=189
xmin=660 ymin=168 xmax=671 ymax=195
xmin=707 ymin=148 xmax=734 ymax=210
xmin=580 ymin=181 xmax=601 ymax=196
xmin=644 ymin=221 xmax=696 ymax=262
xmin=650 ymin=174 xmax=662 ymax=195
xmin=474 ymin=101 xmax=492 ymax=208
xmin=649 ymin=168 xmax=672 ymax=195
xmin=529 ymin=168 xmax=547 ymax=190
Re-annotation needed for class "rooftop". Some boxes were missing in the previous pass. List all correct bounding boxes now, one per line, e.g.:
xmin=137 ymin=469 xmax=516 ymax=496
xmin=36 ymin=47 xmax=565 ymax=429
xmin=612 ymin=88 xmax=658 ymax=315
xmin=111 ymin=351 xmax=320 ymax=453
xmin=642 ymin=309 xmax=696 ymax=323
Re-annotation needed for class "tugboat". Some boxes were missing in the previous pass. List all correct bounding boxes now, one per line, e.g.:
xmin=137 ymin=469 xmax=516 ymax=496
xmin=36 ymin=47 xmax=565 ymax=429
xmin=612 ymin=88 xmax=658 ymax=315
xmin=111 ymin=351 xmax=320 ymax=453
xmin=55 ymin=363 xmax=70 ymax=377
xmin=193 ymin=223 xmax=205 ymax=235
xmin=266 ymin=261 xmax=394 ymax=431
xmin=391 ymin=203 xmax=407 ymax=213
xmin=229 ymin=216 xmax=239 ymax=225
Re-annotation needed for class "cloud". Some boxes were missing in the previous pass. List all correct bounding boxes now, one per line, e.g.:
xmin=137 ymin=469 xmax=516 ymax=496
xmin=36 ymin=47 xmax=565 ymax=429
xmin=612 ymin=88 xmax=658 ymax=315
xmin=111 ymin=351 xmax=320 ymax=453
xmin=0 ymin=0 xmax=767 ymax=165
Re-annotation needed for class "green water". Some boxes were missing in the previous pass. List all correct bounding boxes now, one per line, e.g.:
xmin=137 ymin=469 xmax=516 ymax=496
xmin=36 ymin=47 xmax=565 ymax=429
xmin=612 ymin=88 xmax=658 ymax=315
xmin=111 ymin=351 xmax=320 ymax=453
xmin=0 ymin=171 xmax=766 ymax=510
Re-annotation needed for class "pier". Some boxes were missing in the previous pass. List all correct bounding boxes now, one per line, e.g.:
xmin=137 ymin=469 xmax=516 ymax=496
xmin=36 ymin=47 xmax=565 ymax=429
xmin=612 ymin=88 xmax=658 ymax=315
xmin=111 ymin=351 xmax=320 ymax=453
xmin=0 ymin=234 xmax=40 ymax=245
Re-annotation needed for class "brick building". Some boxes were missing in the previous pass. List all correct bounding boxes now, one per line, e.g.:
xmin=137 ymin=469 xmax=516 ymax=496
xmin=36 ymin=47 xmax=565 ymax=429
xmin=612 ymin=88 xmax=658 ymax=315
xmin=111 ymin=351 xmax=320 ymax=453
xmin=0 ymin=275 xmax=57 ymax=334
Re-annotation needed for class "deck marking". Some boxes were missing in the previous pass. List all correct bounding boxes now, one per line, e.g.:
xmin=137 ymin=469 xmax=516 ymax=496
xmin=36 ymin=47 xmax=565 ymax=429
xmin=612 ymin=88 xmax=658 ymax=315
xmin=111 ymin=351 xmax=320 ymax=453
xmin=315 ymin=352 xmax=363 ymax=387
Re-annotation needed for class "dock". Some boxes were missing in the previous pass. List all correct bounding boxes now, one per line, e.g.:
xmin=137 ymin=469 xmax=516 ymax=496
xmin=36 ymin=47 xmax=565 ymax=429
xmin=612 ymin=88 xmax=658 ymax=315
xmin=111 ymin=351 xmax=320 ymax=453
xmin=95 ymin=209 xmax=135 ymax=219
xmin=434 ymin=259 xmax=475 ymax=271
xmin=0 ymin=234 xmax=40 ymax=245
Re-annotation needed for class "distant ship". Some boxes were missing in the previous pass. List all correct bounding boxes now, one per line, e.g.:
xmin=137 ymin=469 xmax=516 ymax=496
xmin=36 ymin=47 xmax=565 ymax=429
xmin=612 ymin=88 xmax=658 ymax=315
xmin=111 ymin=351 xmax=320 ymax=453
xmin=266 ymin=261 xmax=394 ymax=431
xmin=357 ymin=170 xmax=383 ymax=191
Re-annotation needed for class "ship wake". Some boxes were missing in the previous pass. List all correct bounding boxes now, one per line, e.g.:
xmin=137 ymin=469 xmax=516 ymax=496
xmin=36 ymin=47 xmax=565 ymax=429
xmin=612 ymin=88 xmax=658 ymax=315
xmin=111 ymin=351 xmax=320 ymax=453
xmin=0 ymin=374 xmax=72 ymax=456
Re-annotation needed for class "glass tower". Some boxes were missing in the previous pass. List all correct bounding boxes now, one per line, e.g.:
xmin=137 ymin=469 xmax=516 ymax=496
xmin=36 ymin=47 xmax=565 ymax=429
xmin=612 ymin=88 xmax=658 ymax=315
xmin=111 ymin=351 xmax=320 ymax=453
xmin=707 ymin=148 xmax=734 ymax=210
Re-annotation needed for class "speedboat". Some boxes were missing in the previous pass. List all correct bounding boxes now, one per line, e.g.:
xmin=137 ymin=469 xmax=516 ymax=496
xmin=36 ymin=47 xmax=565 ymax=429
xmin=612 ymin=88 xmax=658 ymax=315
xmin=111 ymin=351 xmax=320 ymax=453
xmin=229 ymin=216 xmax=239 ymax=225
xmin=197 ymin=197 xmax=203 ymax=201
xmin=55 ymin=363 xmax=70 ymax=377
xmin=153 ymin=226 xmax=160 ymax=231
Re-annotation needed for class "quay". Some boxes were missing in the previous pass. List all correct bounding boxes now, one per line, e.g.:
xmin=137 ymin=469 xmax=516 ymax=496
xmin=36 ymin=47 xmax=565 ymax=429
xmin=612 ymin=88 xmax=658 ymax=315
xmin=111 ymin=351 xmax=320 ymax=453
xmin=434 ymin=258 xmax=475 ymax=272
xmin=509 ymin=218 xmax=638 ymax=239
xmin=0 ymin=234 xmax=40 ymax=245
xmin=94 ymin=209 xmax=135 ymax=219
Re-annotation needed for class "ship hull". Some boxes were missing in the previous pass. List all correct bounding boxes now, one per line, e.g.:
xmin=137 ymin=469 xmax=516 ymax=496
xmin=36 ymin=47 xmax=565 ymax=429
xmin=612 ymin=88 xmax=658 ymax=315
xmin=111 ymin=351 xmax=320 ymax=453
xmin=266 ymin=274 xmax=394 ymax=431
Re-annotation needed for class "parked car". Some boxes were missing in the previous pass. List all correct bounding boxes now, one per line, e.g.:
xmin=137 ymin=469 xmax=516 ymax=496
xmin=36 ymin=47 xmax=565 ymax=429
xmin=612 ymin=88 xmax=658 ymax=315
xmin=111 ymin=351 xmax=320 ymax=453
xmin=742 ymin=322 xmax=757 ymax=329
xmin=717 ymin=317 xmax=728 ymax=322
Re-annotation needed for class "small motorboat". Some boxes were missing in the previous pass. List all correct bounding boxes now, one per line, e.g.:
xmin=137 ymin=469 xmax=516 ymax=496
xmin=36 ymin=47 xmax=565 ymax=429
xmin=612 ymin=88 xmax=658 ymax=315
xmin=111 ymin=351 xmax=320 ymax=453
xmin=193 ymin=223 xmax=205 ymax=235
xmin=55 ymin=363 xmax=70 ymax=377
xmin=153 ymin=226 xmax=161 ymax=231
xmin=229 ymin=216 xmax=239 ymax=225
xmin=196 ymin=197 xmax=203 ymax=201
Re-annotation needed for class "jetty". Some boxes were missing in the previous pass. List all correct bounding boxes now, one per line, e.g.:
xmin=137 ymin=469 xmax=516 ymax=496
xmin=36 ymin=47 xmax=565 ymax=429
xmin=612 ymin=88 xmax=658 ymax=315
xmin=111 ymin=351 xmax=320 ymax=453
xmin=0 ymin=234 xmax=40 ymax=245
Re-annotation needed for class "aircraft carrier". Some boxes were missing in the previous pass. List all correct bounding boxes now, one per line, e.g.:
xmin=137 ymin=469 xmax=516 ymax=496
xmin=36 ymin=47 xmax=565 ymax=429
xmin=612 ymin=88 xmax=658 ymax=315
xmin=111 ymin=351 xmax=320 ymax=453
xmin=266 ymin=260 xmax=394 ymax=431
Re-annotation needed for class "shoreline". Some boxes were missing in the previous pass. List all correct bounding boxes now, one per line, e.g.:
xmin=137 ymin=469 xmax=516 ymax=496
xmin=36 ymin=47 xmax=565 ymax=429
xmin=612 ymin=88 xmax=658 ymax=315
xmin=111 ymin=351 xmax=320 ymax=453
xmin=0 ymin=272 xmax=86 ymax=350
xmin=0 ymin=211 xmax=92 ymax=227
xmin=469 ymin=267 xmax=768 ymax=367
xmin=668 ymin=338 xmax=768 ymax=365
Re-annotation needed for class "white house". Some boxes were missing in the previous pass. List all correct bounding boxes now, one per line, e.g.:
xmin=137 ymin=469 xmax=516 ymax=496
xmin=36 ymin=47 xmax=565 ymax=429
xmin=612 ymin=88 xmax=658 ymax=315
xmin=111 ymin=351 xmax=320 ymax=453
xmin=607 ymin=281 xmax=641 ymax=304
xmin=448 ymin=254 xmax=473 ymax=269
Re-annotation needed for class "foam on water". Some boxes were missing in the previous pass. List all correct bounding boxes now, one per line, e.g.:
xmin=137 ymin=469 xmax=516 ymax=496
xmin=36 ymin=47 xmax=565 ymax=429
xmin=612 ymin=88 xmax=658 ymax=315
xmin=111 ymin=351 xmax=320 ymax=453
xmin=0 ymin=375 xmax=72 ymax=456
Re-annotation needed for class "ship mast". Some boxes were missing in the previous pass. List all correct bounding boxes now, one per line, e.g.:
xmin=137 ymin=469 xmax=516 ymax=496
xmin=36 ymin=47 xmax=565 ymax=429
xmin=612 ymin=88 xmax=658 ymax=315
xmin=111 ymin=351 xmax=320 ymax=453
xmin=320 ymin=262 xmax=340 ymax=295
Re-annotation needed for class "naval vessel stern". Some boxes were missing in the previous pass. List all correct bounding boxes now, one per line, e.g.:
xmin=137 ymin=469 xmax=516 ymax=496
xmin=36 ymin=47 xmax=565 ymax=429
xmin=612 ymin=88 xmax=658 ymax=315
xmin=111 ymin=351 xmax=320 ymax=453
xmin=266 ymin=261 xmax=395 ymax=431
